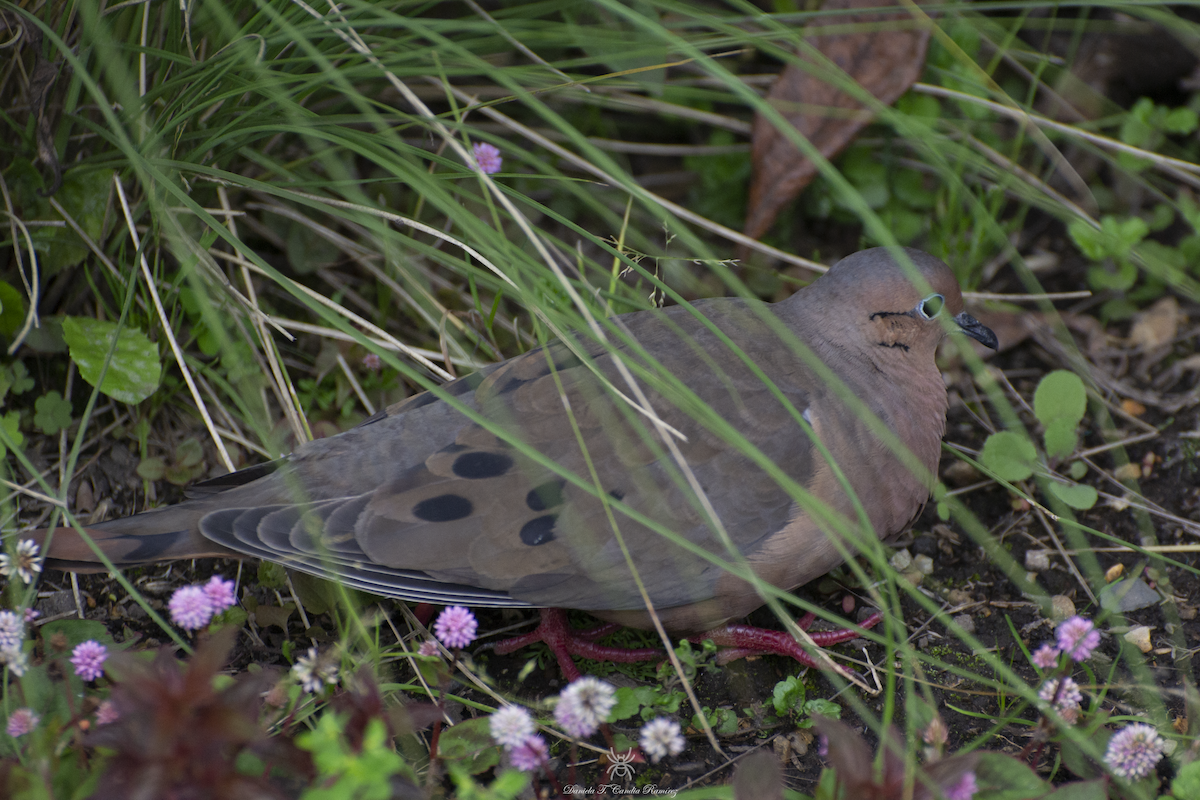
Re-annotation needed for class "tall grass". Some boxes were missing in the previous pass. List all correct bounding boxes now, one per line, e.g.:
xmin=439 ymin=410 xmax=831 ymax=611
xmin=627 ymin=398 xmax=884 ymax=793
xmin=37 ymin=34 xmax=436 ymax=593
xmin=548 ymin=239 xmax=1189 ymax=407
xmin=2 ymin=0 xmax=1197 ymax=793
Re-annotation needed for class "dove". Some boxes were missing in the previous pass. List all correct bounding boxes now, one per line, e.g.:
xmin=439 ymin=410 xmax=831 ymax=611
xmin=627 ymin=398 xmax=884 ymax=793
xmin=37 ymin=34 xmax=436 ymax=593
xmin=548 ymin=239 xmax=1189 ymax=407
xmin=24 ymin=247 xmax=996 ymax=679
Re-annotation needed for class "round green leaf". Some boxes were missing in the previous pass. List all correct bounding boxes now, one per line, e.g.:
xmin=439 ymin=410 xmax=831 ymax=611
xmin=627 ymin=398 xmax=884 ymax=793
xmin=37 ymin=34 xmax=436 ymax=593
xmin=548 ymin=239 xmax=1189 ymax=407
xmin=137 ymin=457 xmax=166 ymax=481
xmin=62 ymin=316 xmax=161 ymax=404
xmin=1043 ymin=417 xmax=1078 ymax=460
xmin=1046 ymin=481 xmax=1098 ymax=510
xmin=1033 ymin=370 xmax=1087 ymax=427
xmin=979 ymin=431 xmax=1037 ymax=482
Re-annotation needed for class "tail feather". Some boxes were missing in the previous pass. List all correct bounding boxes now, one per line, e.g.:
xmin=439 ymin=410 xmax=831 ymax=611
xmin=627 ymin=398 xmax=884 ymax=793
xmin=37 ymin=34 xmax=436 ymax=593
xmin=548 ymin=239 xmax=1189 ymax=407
xmin=22 ymin=504 xmax=241 ymax=573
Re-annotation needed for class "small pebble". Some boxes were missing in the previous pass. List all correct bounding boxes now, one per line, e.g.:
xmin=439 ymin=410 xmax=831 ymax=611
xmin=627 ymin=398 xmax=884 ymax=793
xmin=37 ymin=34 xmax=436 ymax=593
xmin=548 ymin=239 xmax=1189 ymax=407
xmin=1113 ymin=463 xmax=1141 ymax=482
xmin=1050 ymin=595 xmax=1076 ymax=621
xmin=952 ymin=614 xmax=975 ymax=634
xmin=947 ymin=589 xmax=972 ymax=605
xmin=890 ymin=548 xmax=913 ymax=571
xmin=941 ymin=460 xmax=981 ymax=486
xmin=1025 ymin=550 xmax=1051 ymax=571
xmin=1123 ymin=626 xmax=1153 ymax=653
xmin=913 ymin=554 xmax=934 ymax=576
xmin=1121 ymin=399 xmax=1146 ymax=416
xmin=1099 ymin=578 xmax=1160 ymax=613
xmin=1104 ymin=563 xmax=1125 ymax=582
xmin=34 ymin=591 xmax=77 ymax=618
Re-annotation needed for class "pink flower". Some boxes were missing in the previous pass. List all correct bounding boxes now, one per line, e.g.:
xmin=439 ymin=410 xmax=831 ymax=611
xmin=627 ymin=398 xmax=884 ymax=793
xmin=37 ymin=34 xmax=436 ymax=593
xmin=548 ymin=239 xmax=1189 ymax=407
xmin=434 ymin=606 xmax=477 ymax=649
xmin=554 ymin=676 xmax=616 ymax=738
xmin=1104 ymin=723 xmax=1165 ymax=780
xmin=1031 ymin=643 xmax=1060 ymax=669
xmin=1056 ymin=616 xmax=1100 ymax=661
xmin=417 ymin=639 xmax=439 ymax=657
xmin=169 ymin=585 xmax=213 ymax=631
xmin=96 ymin=699 xmax=119 ymax=725
xmin=1039 ymin=677 xmax=1083 ymax=717
xmin=71 ymin=640 xmax=108 ymax=681
xmin=509 ymin=734 xmax=548 ymax=772
xmin=944 ymin=771 xmax=978 ymax=800
xmin=5 ymin=708 xmax=39 ymax=736
xmin=472 ymin=142 xmax=502 ymax=174
xmin=203 ymin=576 xmax=237 ymax=613
xmin=362 ymin=353 xmax=381 ymax=371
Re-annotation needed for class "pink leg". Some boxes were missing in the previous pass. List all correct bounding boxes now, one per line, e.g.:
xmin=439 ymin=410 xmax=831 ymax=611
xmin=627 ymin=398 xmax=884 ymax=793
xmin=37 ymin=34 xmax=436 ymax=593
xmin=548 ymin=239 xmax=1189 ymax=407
xmin=692 ymin=611 xmax=883 ymax=670
xmin=491 ymin=608 xmax=662 ymax=681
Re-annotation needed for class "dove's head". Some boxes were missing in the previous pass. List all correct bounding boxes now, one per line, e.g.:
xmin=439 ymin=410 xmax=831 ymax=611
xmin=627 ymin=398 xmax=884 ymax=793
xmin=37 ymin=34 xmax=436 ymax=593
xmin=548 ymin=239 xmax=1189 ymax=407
xmin=811 ymin=247 xmax=997 ymax=359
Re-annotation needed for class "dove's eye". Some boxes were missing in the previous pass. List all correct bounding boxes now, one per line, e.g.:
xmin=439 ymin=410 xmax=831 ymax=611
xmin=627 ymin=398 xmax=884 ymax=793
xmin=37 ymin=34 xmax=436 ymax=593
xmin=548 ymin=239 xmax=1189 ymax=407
xmin=917 ymin=294 xmax=944 ymax=319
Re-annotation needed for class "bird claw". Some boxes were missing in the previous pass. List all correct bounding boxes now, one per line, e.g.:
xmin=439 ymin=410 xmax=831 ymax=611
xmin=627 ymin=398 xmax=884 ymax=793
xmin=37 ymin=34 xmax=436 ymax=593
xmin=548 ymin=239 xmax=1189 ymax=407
xmin=488 ymin=608 xmax=882 ymax=680
xmin=491 ymin=608 xmax=663 ymax=681
xmin=693 ymin=610 xmax=883 ymax=671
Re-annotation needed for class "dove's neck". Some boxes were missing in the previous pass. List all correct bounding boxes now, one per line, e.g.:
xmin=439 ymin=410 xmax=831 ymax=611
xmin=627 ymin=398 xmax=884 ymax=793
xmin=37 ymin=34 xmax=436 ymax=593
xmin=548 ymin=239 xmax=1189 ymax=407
xmin=781 ymin=300 xmax=949 ymax=487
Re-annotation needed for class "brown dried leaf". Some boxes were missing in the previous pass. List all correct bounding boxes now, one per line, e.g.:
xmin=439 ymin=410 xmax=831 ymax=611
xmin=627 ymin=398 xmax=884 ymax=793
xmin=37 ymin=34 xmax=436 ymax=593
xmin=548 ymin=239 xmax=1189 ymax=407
xmin=745 ymin=0 xmax=931 ymax=240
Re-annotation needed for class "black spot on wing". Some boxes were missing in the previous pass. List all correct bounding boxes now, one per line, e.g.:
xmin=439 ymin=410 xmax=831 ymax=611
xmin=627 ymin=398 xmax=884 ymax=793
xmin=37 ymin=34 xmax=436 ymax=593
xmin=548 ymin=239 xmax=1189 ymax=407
xmin=519 ymin=515 xmax=557 ymax=546
xmin=452 ymin=451 xmax=513 ymax=479
xmin=413 ymin=494 xmax=473 ymax=522
xmin=526 ymin=479 xmax=566 ymax=511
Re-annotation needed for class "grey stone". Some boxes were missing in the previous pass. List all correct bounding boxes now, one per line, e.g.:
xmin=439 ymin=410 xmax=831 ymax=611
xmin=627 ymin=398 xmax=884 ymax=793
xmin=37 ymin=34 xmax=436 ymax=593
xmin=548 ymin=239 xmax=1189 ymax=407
xmin=1099 ymin=578 xmax=1160 ymax=613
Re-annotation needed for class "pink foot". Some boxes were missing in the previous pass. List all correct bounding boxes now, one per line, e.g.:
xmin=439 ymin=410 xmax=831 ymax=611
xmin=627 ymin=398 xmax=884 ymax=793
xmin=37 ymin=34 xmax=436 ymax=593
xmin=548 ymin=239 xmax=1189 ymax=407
xmin=691 ymin=611 xmax=883 ymax=671
xmin=491 ymin=608 xmax=662 ymax=681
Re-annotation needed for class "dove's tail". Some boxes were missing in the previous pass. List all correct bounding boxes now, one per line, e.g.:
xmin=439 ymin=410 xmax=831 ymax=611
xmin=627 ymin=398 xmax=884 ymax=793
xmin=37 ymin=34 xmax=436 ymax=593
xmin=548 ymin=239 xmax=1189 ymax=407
xmin=20 ymin=504 xmax=241 ymax=573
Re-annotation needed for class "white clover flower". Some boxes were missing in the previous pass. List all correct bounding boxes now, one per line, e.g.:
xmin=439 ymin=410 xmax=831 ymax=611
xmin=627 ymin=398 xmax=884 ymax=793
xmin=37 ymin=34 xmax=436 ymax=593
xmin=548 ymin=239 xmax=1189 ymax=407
xmin=0 ymin=539 xmax=43 ymax=584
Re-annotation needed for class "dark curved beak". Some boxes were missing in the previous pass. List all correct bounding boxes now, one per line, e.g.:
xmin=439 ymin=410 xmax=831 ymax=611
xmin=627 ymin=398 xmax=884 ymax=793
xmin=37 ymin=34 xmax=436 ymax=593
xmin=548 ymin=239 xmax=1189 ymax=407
xmin=955 ymin=311 xmax=998 ymax=350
